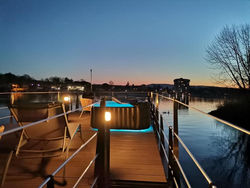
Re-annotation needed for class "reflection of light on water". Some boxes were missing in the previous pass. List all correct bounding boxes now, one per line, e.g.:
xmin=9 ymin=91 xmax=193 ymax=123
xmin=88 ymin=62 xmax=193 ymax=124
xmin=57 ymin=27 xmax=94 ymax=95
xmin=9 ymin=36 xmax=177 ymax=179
xmin=92 ymin=125 xmax=153 ymax=133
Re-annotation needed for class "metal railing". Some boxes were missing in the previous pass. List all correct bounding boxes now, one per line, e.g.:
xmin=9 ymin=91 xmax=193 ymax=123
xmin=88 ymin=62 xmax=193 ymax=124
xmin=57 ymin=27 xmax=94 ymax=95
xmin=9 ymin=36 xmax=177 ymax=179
xmin=0 ymin=106 xmax=8 ymax=110
xmin=150 ymin=92 xmax=250 ymax=187
xmin=159 ymin=95 xmax=250 ymax=135
xmin=39 ymin=133 xmax=98 ymax=188
xmin=0 ymin=105 xmax=12 ymax=121
xmin=0 ymin=102 xmax=98 ymax=137
xmin=0 ymin=91 xmax=101 ymax=187
xmin=150 ymin=95 xmax=216 ymax=188
xmin=0 ymin=115 xmax=12 ymax=120
xmin=151 ymin=105 xmax=192 ymax=187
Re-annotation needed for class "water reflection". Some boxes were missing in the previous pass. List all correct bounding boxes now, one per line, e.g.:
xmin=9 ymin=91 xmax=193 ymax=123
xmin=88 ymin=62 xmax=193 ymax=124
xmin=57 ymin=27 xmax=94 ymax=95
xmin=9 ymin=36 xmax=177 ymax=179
xmin=159 ymin=97 xmax=250 ymax=187
xmin=208 ymin=122 xmax=250 ymax=187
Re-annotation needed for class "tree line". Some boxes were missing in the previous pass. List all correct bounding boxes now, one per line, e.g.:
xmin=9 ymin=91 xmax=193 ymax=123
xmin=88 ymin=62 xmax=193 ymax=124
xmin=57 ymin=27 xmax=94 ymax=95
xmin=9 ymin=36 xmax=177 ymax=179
xmin=0 ymin=72 xmax=90 ymax=91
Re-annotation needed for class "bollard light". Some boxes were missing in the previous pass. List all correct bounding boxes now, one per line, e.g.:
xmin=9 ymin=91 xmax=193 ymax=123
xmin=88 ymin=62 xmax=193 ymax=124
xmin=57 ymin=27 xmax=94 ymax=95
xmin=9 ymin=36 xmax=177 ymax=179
xmin=64 ymin=96 xmax=70 ymax=102
xmin=105 ymin=112 xmax=111 ymax=122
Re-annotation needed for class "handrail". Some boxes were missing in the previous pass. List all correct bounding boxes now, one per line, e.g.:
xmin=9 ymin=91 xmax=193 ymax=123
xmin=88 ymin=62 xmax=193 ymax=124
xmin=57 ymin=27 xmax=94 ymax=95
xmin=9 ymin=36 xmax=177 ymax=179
xmin=0 ymin=102 xmax=99 ymax=137
xmin=173 ymin=131 xmax=212 ymax=185
xmin=154 ymin=119 xmax=191 ymax=188
xmin=0 ymin=115 xmax=12 ymax=120
xmin=39 ymin=133 xmax=97 ymax=188
xmin=158 ymin=94 xmax=250 ymax=135
xmin=160 ymin=114 xmax=213 ymax=186
xmin=169 ymin=145 xmax=191 ymax=188
xmin=73 ymin=154 xmax=99 ymax=188
xmin=151 ymin=98 xmax=215 ymax=187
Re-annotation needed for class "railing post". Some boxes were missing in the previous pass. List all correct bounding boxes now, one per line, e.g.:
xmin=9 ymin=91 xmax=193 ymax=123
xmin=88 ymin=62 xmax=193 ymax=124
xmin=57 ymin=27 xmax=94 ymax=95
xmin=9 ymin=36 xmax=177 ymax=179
xmin=150 ymin=92 xmax=153 ymax=103
xmin=10 ymin=93 xmax=14 ymax=105
xmin=160 ymin=115 xmax=164 ymax=148
xmin=168 ymin=126 xmax=173 ymax=179
xmin=155 ymin=93 xmax=159 ymax=110
xmin=75 ymin=93 xmax=79 ymax=109
xmin=173 ymin=99 xmax=180 ymax=184
xmin=46 ymin=175 xmax=54 ymax=188
xmin=70 ymin=94 xmax=73 ymax=110
xmin=173 ymin=99 xmax=179 ymax=159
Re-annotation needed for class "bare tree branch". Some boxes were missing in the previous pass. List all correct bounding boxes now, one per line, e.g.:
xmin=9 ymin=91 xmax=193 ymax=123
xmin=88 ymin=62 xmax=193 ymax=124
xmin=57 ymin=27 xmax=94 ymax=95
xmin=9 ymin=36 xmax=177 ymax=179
xmin=206 ymin=24 xmax=250 ymax=89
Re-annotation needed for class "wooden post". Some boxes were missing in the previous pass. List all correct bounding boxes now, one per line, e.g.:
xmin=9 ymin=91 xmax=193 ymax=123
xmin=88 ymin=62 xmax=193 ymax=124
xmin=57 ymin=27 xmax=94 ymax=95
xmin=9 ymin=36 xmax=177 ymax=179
xmin=155 ymin=93 xmax=159 ymax=110
xmin=173 ymin=99 xmax=179 ymax=159
xmin=76 ymin=93 xmax=79 ymax=109
xmin=147 ymin=92 xmax=151 ymax=103
xmin=173 ymin=99 xmax=180 ymax=185
xmin=70 ymin=94 xmax=73 ymax=110
xmin=57 ymin=92 xmax=60 ymax=102
xmin=10 ymin=93 xmax=14 ymax=105
xmin=150 ymin=91 xmax=153 ymax=102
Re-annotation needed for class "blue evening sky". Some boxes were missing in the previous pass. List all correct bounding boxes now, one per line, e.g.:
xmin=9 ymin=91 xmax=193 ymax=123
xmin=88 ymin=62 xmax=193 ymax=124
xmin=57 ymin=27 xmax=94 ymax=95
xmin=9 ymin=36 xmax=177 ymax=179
xmin=0 ymin=0 xmax=250 ymax=85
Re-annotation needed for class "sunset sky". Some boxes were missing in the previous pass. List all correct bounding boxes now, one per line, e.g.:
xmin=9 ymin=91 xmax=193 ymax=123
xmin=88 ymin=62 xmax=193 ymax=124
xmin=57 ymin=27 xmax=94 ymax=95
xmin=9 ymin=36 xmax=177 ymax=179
xmin=1 ymin=0 xmax=250 ymax=86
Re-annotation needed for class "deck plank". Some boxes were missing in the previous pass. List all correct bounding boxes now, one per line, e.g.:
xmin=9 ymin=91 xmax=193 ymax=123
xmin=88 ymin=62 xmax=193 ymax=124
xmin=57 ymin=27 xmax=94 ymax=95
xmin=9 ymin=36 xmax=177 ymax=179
xmin=1 ymin=112 xmax=166 ymax=187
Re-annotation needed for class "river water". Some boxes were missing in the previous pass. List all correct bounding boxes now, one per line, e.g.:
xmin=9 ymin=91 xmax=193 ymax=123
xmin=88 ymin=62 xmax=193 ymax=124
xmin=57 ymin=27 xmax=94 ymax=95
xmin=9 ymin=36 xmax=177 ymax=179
xmin=159 ymin=96 xmax=250 ymax=188
xmin=0 ymin=93 xmax=249 ymax=187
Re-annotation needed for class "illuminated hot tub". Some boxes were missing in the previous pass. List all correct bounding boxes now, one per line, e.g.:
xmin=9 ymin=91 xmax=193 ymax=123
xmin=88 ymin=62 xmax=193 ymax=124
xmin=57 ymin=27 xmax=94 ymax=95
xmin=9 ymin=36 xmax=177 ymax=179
xmin=91 ymin=100 xmax=150 ymax=130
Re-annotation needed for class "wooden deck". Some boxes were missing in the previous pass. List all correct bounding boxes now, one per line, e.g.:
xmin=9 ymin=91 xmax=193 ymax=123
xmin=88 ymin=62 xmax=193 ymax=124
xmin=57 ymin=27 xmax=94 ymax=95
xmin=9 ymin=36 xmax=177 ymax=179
xmin=0 ymin=112 xmax=167 ymax=187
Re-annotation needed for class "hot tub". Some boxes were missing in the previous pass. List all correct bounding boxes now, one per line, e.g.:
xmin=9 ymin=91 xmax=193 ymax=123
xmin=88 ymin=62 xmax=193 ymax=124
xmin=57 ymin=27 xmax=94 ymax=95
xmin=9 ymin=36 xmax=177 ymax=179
xmin=91 ymin=101 xmax=150 ymax=130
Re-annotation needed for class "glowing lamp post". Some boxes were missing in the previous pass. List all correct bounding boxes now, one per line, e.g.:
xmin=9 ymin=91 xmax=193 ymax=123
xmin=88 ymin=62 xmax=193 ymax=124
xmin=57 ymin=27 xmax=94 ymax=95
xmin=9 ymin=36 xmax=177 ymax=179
xmin=94 ymin=98 xmax=110 ymax=188
xmin=105 ymin=112 xmax=111 ymax=122
xmin=63 ymin=95 xmax=71 ymax=113
xmin=63 ymin=96 xmax=70 ymax=102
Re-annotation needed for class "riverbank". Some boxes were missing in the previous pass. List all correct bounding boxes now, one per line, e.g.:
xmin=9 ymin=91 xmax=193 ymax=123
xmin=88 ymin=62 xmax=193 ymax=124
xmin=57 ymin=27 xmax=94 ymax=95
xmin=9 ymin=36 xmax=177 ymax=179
xmin=209 ymin=95 xmax=250 ymax=130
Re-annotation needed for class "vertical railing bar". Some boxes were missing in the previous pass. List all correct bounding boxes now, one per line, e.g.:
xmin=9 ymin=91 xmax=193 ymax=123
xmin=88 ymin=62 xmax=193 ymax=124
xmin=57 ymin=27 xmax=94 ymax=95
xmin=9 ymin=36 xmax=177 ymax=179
xmin=160 ymin=143 xmax=169 ymax=163
xmin=173 ymin=176 xmax=179 ymax=188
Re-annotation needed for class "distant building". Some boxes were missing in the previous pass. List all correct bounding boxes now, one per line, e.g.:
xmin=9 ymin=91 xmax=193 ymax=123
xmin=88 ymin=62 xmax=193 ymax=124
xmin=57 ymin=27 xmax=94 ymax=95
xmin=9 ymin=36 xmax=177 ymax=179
xmin=173 ymin=78 xmax=190 ymax=94
xmin=173 ymin=78 xmax=190 ymax=104
xmin=67 ymin=85 xmax=84 ymax=91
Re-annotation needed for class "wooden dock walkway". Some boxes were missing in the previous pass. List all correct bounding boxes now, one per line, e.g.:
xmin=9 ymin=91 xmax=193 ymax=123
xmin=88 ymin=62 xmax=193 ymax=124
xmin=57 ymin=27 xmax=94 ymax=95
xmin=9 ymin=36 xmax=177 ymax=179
xmin=0 ymin=112 xmax=167 ymax=187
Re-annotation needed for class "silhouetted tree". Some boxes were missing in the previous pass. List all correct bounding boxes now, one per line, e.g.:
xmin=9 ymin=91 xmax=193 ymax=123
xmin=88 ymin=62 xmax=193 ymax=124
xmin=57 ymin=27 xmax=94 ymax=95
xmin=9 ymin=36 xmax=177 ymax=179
xmin=49 ymin=76 xmax=62 ymax=85
xmin=64 ymin=77 xmax=73 ymax=83
xmin=206 ymin=24 xmax=250 ymax=89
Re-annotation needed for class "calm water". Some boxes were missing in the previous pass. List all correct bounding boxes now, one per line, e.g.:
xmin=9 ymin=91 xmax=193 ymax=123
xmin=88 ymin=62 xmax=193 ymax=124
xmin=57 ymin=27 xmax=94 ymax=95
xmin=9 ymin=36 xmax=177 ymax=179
xmin=0 ymin=94 xmax=249 ymax=187
xmin=159 ymin=96 xmax=250 ymax=188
